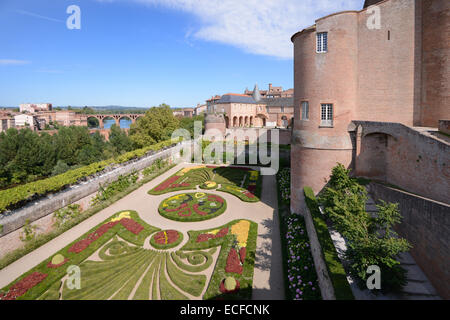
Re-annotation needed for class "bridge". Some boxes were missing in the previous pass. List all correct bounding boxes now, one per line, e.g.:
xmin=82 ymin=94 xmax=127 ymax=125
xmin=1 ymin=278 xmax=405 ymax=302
xmin=85 ymin=114 xmax=144 ymax=129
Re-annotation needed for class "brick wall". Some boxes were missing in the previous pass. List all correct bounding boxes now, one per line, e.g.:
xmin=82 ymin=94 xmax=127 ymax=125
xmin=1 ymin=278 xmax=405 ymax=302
xmin=368 ymin=182 xmax=450 ymax=299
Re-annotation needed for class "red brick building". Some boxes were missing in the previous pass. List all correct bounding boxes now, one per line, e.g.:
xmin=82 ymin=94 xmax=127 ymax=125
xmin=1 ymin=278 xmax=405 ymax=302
xmin=290 ymin=0 xmax=449 ymax=213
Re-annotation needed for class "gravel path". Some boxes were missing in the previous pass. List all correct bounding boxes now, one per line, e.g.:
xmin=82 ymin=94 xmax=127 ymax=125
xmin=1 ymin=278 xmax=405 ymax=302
xmin=0 ymin=162 xmax=285 ymax=300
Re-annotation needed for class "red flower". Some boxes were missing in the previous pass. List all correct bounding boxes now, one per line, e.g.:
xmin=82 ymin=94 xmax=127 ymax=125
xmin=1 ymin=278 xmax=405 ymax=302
xmin=193 ymin=204 xmax=207 ymax=216
xmin=120 ymin=218 xmax=144 ymax=235
xmin=47 ymin=258 xmax=69 ymax=269
xmin=154 ymin=176 xmax=180 ymax=191
xmin=0 ymin=272 xmax=48 ymax=300
xmin=207 ymin=195 xmax=224 ymax=203
xmin=68 ymin=221 xmax=119 ymax=253
xmin=196 ymin=227 xmax=228 ymax=242
xmin=178 ymin=208 xmax=192 ymax=217
xmin=239 ymin=247 xmax=247 ymax=264
xmin=225 ymin=248 xmax=243 ymax=274
xmin=244 ymin=191 xmax=255 ymax=198
xmin=154 ymin=230 xmax=179 ymax=245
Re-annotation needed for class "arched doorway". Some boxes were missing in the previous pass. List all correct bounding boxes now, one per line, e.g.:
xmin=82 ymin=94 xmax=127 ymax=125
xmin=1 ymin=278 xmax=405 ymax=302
xmin=281 ymin=116 xmax=288 ymax=128
xmin=233 ymin=116 xmax=237 ymax=127
xmin=244 ymin=116 xmax=249 ymax=126
xmin=239 ymin=116 xmax=243 ymax=127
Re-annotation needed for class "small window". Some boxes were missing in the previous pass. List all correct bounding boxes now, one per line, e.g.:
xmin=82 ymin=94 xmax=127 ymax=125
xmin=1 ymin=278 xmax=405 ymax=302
xmin=281 ymin=106 xmax=285 ymax=113
xmin=317 ymin=32 xmax=328 ymax=53
xmin=320 ymin=104 xmax=333 ymax=126
xmin=301 ymin=101 xmax=309 ymax=120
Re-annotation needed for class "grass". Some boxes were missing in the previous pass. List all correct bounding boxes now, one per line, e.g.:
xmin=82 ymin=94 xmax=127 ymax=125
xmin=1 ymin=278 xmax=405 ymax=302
xmin=0 ymin=163 xmax=174 ymax=271
xmin=303 ymin=187 xmax=354 ymax=300
xmin=171 ymin=250 xmax=214 ymax=273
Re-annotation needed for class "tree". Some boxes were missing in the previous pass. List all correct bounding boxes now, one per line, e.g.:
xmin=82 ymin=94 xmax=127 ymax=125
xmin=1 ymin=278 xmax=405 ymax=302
xmin=179 ymin=115 xmax=204 ymax=138
xmin=129 ymin=104 xmax=179 ymax=147
xmin=109 ymin=124 xmax=134 ymax=154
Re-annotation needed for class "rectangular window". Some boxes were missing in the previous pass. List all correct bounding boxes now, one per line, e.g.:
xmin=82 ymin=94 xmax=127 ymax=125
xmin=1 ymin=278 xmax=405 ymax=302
xmin=321 ymin=104 xmax=333 ymax=126
xmin=281 ymin=106 xmax=285 ymax=113
xmin=301 ymin=101 xmax=309 ymax=120
xmin=317 ymin=32 xmax=328 ymax=53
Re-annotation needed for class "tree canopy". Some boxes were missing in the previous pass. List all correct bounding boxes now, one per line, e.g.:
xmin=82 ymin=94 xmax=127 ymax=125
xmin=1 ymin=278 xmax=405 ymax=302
xmin=129 ymin=104 xmax=179 ymax=147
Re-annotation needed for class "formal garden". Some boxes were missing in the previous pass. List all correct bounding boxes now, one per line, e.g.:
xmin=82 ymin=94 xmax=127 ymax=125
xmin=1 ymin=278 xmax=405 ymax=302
xmin=148 ymin=165 xmax=261 ymax=202
xmin=0 ymin=208 xmax=257 ymax=300
xmin=0 ymin=163 xmax=265 ymax=300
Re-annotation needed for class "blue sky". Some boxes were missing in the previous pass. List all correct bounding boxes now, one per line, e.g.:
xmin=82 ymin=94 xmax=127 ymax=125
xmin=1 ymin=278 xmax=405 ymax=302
xmin=0 ymin=0 xmax=362 ymax=108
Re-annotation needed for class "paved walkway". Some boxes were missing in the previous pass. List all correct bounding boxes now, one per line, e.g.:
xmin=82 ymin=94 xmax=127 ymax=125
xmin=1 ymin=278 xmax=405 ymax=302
xmin=0 ymin=162 xmax=284 ymax=300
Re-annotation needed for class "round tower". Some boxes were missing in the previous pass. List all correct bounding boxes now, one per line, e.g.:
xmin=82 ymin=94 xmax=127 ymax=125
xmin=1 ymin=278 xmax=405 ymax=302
xmin=204 ymin=113 xmax=226 ymax=137
xmin=290 ymin=12 xmax=359 ymax=214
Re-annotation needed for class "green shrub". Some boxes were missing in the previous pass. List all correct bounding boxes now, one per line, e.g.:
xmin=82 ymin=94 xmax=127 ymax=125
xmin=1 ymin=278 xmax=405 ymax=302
xmin=53 ymin=204 xmax=82 ymax=228
xmin=0 ymin=138 xmax=179 ymax=215
xmin=318 ymin=164 xmax=411 ymax=293
xmin=20 ymin=219 xmax=37 ymax=243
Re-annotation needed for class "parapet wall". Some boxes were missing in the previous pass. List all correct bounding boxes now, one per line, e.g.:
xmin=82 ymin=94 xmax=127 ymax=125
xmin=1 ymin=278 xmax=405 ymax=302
xmin=368 ymin=182 xmax=450 ymax=299
xmin=353 ymin=121 xmax=450 ymax=204
xmin=0 ymin=142 xmax=186 ymax=237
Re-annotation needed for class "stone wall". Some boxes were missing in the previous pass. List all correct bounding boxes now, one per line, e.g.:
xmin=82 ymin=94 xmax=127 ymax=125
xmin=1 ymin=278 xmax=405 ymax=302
xmin=368 ymin=182 xmax=450 ymax=299
xmin=439 ymin=120 xmax=450 ymax=135
xmin=0 ymin=142 xmax=186 ymax=238
xmin=353 ymin=121 xmax=450 ymax=204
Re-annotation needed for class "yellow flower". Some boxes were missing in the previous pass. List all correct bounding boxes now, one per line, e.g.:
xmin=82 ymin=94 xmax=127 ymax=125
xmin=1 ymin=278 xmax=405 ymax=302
xmin=205 ymin=181 xmax=217 ymax=188
xmin=195 ymin=192 xmax=206 ymax=199
xmin=231 ymin=220 xmax=250 ymax=247
xmin=111 ymin=211 xmax=131 ymax=222
xmin=207 ymin=229 xmax=220 ymax=235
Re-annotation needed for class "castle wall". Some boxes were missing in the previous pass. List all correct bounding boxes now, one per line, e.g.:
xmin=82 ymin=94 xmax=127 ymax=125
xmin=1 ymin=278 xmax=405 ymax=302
xmin=357 ymin=0 xmax=418 ymax=125
xmin=368 ymin=182 xmax=450 ymax=299
xmin=420 ymin=0 xmax=450 ymax=127
xmin=291 ymin=12 xmax=358 ymax=213
xmin=354 ymin=121 xmax=450 ymax=204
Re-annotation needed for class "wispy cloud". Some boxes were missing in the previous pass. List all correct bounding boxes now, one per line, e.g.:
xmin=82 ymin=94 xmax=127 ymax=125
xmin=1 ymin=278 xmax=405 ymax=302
xmin=97 ymin=0 xmax=362 ymax=58
xmin=0 ymin=59 xmax=31 ymax=66
xmin=15 ymin=9 xmax=64 ymax=23
xmin=36 ymin=68 xmax=63 ymax=74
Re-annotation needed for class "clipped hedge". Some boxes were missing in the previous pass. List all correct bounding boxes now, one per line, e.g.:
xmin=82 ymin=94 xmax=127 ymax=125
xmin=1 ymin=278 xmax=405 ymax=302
xmin=0 ymin=138 xmax=180 ymax=215
xmin=303 ymin=187 xmax=354 ymax=300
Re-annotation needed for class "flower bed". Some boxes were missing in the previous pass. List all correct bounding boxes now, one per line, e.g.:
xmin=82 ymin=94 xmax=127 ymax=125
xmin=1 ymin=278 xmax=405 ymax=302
xmin=159 ymin=193 xmax=227 ymax=222
xmin=0 ymin=210 xmax=159 ymax=300
xmin=149 ymin=166 xmax=262 ymax=202
xmin=183 ymin=219 xmax=258 ymax=300
xmin=276 ymin=167 xmax=322 ymax=300
xmin=285 ymin=215 xmax=321 ymax=300
xmin=150 ymin=230 xmax=183 ymax=249
xmin=0 ymin=272 xmax=48 ymax=300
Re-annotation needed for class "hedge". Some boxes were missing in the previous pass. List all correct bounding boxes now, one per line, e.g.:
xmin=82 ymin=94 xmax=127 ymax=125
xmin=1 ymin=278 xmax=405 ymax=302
xmin=0 ymin=138 xmax=180 ymax=215
xmin=303 ymin=187 xmax=354 ymax=300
